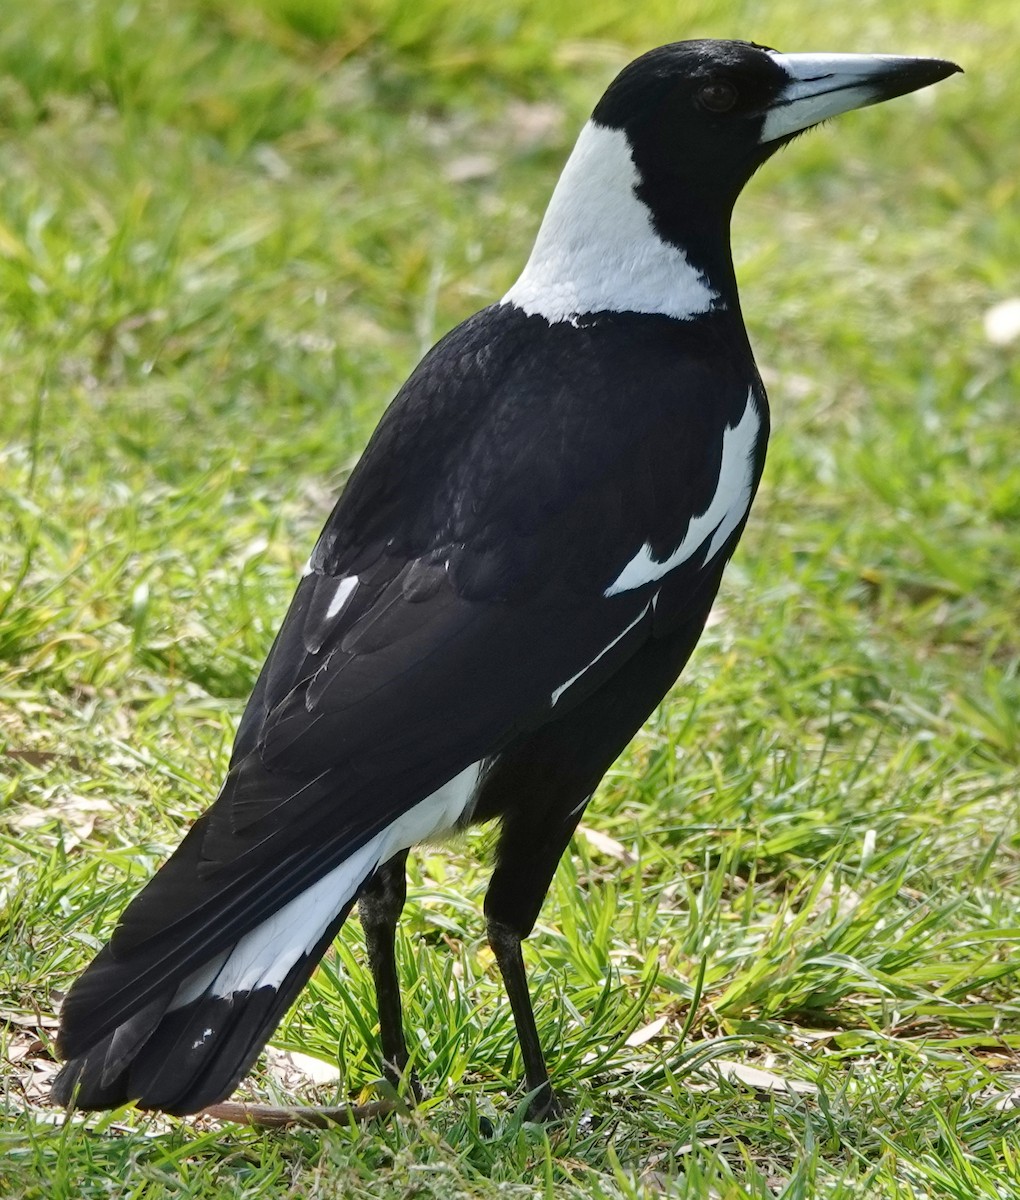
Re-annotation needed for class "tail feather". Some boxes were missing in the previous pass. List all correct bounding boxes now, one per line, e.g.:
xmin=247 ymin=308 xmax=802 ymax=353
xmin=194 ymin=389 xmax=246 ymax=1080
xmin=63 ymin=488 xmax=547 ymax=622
xmin=53 ymin=834 xmax=388 ymax=1113
xmin=53 ymin=759 xmax=477 ymax=1113
xmin=52 ymin=897 xmax=358 ymax=1114
xmin=59 ymin=826 xmax=356 ymax=1058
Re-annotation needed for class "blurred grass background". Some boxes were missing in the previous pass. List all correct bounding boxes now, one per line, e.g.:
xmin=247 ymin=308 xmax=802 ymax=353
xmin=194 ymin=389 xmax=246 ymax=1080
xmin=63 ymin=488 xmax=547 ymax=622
xmin=1 ymin=1 xmax=1017 ymax=1197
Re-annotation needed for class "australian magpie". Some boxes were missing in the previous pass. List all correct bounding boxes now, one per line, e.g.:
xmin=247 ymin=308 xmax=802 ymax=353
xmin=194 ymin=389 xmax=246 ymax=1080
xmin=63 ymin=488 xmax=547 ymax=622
xmin=53 ymin=39 xmax=960 ymax=1121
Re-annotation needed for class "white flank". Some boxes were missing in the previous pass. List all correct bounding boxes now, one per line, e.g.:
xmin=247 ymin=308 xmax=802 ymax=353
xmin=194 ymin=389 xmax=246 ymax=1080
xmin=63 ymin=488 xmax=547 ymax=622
xmin=201 ymin=838 xmax=382 ymax=994
xmin=325 ymin=575 xmax=358 ymax=620
xmin=170 ymin=762 xmax=482 ymax=1002
xmin=551 ymin=601 xmax=652 ymax=707
xmin=501 ymin=121 xmax=719 ymax=324
xmin=605 ymin=391 xmax=760 ymax=596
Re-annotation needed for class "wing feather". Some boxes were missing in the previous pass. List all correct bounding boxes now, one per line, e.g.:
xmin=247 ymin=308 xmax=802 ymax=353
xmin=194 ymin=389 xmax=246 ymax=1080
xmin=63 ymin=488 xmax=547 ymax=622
xmin=61 ymin=306 xmax=766 ymax=1054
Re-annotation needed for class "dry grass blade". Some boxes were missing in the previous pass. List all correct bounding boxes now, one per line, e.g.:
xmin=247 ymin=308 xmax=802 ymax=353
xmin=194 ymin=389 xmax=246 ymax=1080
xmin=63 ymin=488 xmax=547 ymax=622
xmin=198 ymin=1099 xmax=398 ymax=1129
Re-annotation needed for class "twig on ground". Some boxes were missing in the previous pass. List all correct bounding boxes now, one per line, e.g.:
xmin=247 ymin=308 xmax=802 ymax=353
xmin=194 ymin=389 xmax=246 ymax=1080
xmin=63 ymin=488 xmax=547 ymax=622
xmin=199 ymin=1099 xmax=398 ymax=1129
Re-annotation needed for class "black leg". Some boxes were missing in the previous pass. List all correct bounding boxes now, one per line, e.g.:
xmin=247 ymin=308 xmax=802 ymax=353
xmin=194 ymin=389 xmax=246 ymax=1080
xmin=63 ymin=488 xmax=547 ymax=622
xmin=473 ymin=612 xmax=718 ymax=1120
xmin=484 ymin=800 xmax=589 ymax=1121
xmin=486 ymin=915 xmax=561 ymax=1120
xmin=358 ymin=849 xmax=421 ymax=1098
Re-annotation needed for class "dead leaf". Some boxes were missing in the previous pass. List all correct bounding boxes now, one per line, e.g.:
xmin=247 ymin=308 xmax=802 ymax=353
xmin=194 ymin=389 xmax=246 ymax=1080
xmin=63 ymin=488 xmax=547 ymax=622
xmin=814 ymin=876 xmax=864 ymax=920
xmin=577 ymin=825 xmax=635 ymax=864
xmin=674 ymin=1137 xmax=725 ymax=1155
xmin=443 ymin=154 xmax=497 ymax=183
xmin=625 ymin=1015 xmax=669 ymax=1048
xmin=265 ymin=1047 xmax=341 ymax=1091
xmin=711 ymin=1059 xmax=817 ymax=1095
xmin=7 ymin=795 xmax=114 ymax=851
xmin=4 ymin=749 xmax=83 ymax=769
xmin=4 ymin=1030 xmax=60 ymax=1106
xmin=1 ymin=1010 xmax=60 ymax=1030
xmin=6 ymin=1037 xmax=44 ymax=1062
xmin=639 ymin=1169 xmax=671 ymax=1192
xmin=993 ymin=1087 xmax=1020 ymax=1111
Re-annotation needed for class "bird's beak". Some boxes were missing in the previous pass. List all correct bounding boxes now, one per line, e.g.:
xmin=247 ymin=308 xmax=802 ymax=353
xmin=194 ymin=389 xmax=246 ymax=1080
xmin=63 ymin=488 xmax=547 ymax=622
xmin=759 ymin=52 xmax=962 ymax=143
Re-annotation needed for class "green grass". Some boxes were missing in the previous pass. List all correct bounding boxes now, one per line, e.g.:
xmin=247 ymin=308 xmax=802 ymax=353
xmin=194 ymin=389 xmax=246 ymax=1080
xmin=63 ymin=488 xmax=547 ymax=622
xmin=1 ymin=0 xmax=1018 ymax=1196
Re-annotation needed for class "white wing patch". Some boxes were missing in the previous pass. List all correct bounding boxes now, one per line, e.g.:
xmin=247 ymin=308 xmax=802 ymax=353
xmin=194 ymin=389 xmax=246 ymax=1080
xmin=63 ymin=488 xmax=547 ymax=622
xmin=501 ymin=121 xmax=719 ymax=325
xmin=606 ymin=392 xmax=761 ymax=597
xmin=167 ymin=762 xmax=482 ymax=1004
xmin=551 ymin=600 xmax=652 ymax=706
xmin=325 ymin=575 xmax=358 ymax=620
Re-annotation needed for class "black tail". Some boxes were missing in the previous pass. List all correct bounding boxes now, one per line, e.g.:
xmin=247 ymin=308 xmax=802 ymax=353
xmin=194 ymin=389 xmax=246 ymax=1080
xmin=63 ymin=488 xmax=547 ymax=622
xmin=52 ymin=898 xmax=357 ymax=1114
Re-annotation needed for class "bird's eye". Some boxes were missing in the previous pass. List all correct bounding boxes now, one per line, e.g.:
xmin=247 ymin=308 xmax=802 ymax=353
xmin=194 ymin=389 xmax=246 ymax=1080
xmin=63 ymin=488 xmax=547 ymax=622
xmin=697 ymin=81 xmax=738 ymax=113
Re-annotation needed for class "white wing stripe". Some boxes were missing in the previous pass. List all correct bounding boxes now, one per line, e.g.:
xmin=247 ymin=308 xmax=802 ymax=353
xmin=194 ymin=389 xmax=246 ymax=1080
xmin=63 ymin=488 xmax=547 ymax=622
xmin=551 ymin=600 xmax=652 ymax=707
xmin=605 ymin=391 xmax=760 ymax=597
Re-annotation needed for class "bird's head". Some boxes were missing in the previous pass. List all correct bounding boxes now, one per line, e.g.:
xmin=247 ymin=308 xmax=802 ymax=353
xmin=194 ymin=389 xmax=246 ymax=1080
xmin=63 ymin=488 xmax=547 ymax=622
xmin=503 ymin=39 xmax=960 ymax=324
xmin=595 ymin=39 xmax=962 ymax=220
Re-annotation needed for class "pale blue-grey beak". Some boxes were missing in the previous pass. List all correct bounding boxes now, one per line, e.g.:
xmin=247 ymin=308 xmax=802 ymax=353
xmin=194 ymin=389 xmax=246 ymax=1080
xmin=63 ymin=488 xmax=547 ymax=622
xmin=760 ymin=52 xmax=962 ymax=143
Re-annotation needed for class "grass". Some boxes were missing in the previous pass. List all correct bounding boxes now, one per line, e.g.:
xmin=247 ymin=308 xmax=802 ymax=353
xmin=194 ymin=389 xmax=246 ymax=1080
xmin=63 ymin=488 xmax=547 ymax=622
xmin=1 ymin=0 xmax=1018 ymax=1195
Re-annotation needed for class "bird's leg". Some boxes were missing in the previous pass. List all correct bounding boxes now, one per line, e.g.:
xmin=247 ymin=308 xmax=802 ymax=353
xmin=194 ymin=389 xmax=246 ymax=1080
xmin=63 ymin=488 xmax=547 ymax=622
xmin=484 ymin=801 xmax=588 ymax=1121
xmin=358 ymin=849 xmax=421 ymax=1100
xmin=486 ymin=915 xmax=561 ymax=1120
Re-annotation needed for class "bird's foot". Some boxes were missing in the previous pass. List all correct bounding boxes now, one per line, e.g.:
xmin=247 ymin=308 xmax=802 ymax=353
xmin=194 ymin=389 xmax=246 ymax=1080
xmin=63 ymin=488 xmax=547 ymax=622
xmin=382 ymin=1061 xmax=424 ymax=1105
xmin=524 ymin=1081 xmax=564 ymax=1123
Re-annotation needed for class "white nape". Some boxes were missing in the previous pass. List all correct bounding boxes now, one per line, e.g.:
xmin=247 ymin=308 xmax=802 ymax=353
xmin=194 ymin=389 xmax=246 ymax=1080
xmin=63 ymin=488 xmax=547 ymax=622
xmin=551 ymin=600 xmax=651 ymax=707
xmin=325 ymin=575 xmax=358 ymax=620
xmin=502 ymin=121 xmax=719 ymax=325
xmin=605 ymin=391 xmax=760 ymax=596
xmin=167 ymin=762 xmax=482 ymax=1004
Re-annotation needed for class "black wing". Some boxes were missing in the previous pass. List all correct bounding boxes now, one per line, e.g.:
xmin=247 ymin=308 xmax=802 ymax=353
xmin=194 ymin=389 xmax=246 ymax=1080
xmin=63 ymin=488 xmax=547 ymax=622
xmin=60 ymin=304 xmax=766 ymax=1053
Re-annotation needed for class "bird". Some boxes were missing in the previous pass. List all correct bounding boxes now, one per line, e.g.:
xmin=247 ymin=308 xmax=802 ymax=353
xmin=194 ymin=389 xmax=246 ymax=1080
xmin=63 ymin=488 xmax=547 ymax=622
xmin=53 ymin=39 xmax=960 ymax=1122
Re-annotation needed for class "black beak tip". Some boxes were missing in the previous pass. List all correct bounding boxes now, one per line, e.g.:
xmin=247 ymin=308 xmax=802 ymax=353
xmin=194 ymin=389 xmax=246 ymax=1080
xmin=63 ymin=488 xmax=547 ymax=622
xmin=932 ymin=58 xmax=964 ymax=80
xmin=881 ymin=55 xmax=963 ymax=102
